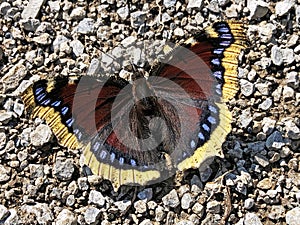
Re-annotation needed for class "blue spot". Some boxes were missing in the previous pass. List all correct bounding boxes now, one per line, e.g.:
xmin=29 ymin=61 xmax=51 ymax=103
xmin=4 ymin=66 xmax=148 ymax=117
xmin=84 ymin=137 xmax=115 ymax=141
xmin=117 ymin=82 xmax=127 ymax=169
xmin=211 ymin=58 xmax=221 ymax=66
xmin=198 ymin=132 xmax=205 ymax=140
xmin=110 ymin=153 xmax=115 ymax=162
xmin=220 ymin=41 xmax=232 ymax=47
xmin=100 ymin=150 xmax=107 ymax=159
xmin=208 ymin=105 xmax=218 ymax=114
xmin=61 ymin=106 xmax=68 ymax=115
xmin=51 ymin=100 xmax=61 ymax=107
xmin=130 ymin=159 xmax=137 ymax=166
xmin=41 ymin=99 xmax=51 ymax=105
xmin=35 ymin=87 xmax=44 ymax=95
xmin=218 ymin=27 xmax=230 ymax=33
xmin=213 ymin=48 xmax=224 ymax=55
xmin=93 ymin=141 xmax=100 ymax=151
xmin=213 ymin=71 xmax=223 ymax=79
xmin=119 ymin=157 xmax=124 ymax=165
xmin=66 ymin=118 xmax=74 ymax=127
xmin=190 ymin=140 xmax=196 ymax=149
xmin=208 ymin=116 xmax=216 ymax=124
xmin=202 ymin=123 xmax=210 ymax=132
xmin=36 ymin=93 xmax=46 ymax=102
xmin=221 ymin=33 xmax=233 ymax=39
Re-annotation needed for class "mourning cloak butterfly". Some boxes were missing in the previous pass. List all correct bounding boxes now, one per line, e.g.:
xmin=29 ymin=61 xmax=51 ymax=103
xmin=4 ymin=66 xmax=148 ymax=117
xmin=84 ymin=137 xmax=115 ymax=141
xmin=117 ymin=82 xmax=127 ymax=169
xmin=21 ymin=21 xmax=247 ymax=190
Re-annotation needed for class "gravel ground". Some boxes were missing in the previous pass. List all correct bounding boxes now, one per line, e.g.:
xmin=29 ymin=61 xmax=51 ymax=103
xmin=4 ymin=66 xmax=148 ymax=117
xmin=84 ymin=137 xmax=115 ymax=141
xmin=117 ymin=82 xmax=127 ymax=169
xmin=0 ymin=0 xmax=300 ymax=224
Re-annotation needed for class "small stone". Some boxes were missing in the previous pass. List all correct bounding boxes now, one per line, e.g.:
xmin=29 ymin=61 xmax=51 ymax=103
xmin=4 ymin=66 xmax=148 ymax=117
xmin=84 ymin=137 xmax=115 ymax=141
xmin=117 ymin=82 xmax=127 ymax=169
xmin=266 ymin=131 xmax=285 ymax=150
xmin=285 ymin=119 xmax=300 ymax=140
xmin=268 ymin=205 xmax=285 ymax=220
xmin=121 ymin=36 xmax=137 ymax=48
xmin=32 ymin=33 xmax=51 ymax=45
xmin=199 ymin=166 xmax=212 ymax=182
xmin=0 ymin=132 xmax=6 ymax=150
xmin=0 ymin=205 xmax=9 ymax=221
xmin=282 ymin=86 xmax=294 ymax=101
xmin=262 ymin=117 xmax=276 ymax=135
xmin=55 ymin=209 xmax=77 ymax=225
xmin=21 ymin=203 xmax=54 ymax=224
xmin=84 ymin=207 xmax=101 ymax=225
xmin=70 ymin=40 xmax=84 ymax=57
xmin=76 ymin=18 xmax=95 ymax=34
xmin=53 ymin=35 xmax=69 ymax=52
xmin=53 ymin=158 xmax=74 ymax=181
xmin=13 ymin=102 xmax=24 ymax=117
xmin=162 ymin=12 xmax=172 ymax=22
xmin=0 ymin=111 xmax=13 ymax=124
xmin=155 ymin=206 xmax=165 ymax=221
xmin=70 ymin=7 xmax=86 ymax=20
xmin=259 ymin=98 xmax=272 ymax=110
xmin=207 ymin=0 xmax=219 ymax=13
xmin=225 ymin=4 xmax=239 ymax=18
xmin=286 ymin=71 xmax=299 ymax=89
xmin=29 ymin=164 xmax=44 ymax=179
xmin=254 ymin=154 xmax=269 ymax=167
xmin=271 ymin=45 xmax=283 ymax=66
xmin=117 ymin=6 xmax=129 ymax=20
xmin=88 ymin=190 xmax=106 ymax=207
xmin=48 ymin=1 xmax=60 ymax=12
xmin=87 ymin=58 xmax=101 ymax=75
xmin=162 ymin=189 xmax=180 ymax=208
xmin=244 ymin=213 xmax=263 ymax=225
xmin=207 ymin=200 xmax=221 ymax=213
xmin=282 ymin=48 xmax=294 ymax=65
xmin=78 ymin=177 xmax=89 ymax=191
xmin=115 ymin=200 xmax=131 ymax=213
xmin=163 ymin=0 xmax=176 ymax=8
xmin=174 ymin=28 xmax=185 ymax=36
xmin=4 ymin=209 xmax=18 ymax=225
xmin=176 ymin=220 xmax=194 ymax=225
xmin=187 ymin=0 xmax=204 ymax=9
xmin=66 ymin=195 xmax=75 ymax=207
xmin=21 ymin=0 xmax=46 ymax=19
xmin=287 ymin=34 xmax=299 ymax=47
xmin=256 ymin=82 xmax=271 ymax=96
xmin=192 ymin=202 xmax=204 ymax=217
xmin=20 ymin=19 xmax=41 ymax=31
xmin=101 ymin=53 xmax=113 ymax=67
xmin=257 ymin=178 xmax=272 ymax=190
xmin=140 ymin=219 xmax=153 ymax=225
xmin=181 ymin=193 xmax=194 ymax=209
xmin=247 ymin=0 xmax=269 ymax=19
xmin=134 ymin=200 xmax=147 ymax=214
xmin=244 ymin=198 xmax=255 ymax=209
xmin=286 ymin=207 xmax=300 ymax=225
xmin=239 ymin=109 xmax=252 ymax=128
xmin=1 ymin=63 xmax=27 ymax=93
xmin=240 ymin=79 xmax=254 ymax=97
xmin=137 ymin=188 xmax=153 ymax=201
xmin=275 ymin=0 xmax=294 ymax=16
xmin=30 ymin=124 xmax=52 ymax=146
xmin=130 ymin=11 xmax=146 ymax=28
xmin=0 ymin=2 xmax=11 ymax=15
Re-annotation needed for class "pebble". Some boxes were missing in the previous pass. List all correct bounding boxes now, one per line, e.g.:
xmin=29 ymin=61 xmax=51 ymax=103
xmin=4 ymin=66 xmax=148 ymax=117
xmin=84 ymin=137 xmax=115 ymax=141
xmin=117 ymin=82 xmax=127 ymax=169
xmin=121 ymin=36 xmax=137 ymax=48
xmin=70 ymin=7 xmax=86 ymax=20
xmin=116 ymin=6 xmax=129 ymax=20
xmin=192 ymin=202 xmax=204 ymax=217
xmin=130 ymin=11 xmax=146 ymax=28
xmin=247 ymin=0 xmax=269 ymax=19
xmin=285 ymin=119 xmax=300 ymax=140
xmin=53 ymin=158 xmax=74 ymax=181
xmin=0 ymin=165 xmax=11 ymax=182
xmin=20 ymin=19 xmax=41 ymax=31
xmin=32 ymin=33 xmax=51 ymax=45
xmin=87 ymin=58 xmax=101 ymax=75
xmin=48 ymin=1 xmax=60 ymax=12
xmin=137 ymin=188 xmax=153 ymax=201
xmin=0 ymin=204 xmax=9 ymax=221
xmin=155 ymin=206 xmax=165 ymax=221
xmin=0 ymin=111 xmax=13 ymax=124
xmin=88 ymin=190 xmax=106 ymax=207
xmin=21 ymin=203 xmax=54 ymax=224
xmin=268 ymin=205 xmax=285 ymax=220
xmin=283 ymin=86 xmax=295 ymax=101
xmin=70 ymin=40 xmax=84 ymax=57
xmin=240 ymin=79 xmax=255 ymax=97
xmin=3 ymin=209 xmax=18 ymax=225
xmin=115 ymin=200 xmax=131 ymax=213
xmin=1 ymin=63 xmax=27 ymax=93
xmin=84 ymin=206 xmax=101 ymax=225
xmin=29 ymin=164 xmax=44 ymax=179
xmin=163 ymin=0 xmax=177 ymax=8
xmin=244 ymin=198 xmax=255 ymax=209
xmin=174 ymin=27 xmax=185 ymax=36
xmin=286 ymin=207 xmax=300 ymax=225
xmin=271 ymin=45 xmax=283 ymax=66
xmin=134 ymin=200 xmax=147 ymax=214
xmin=21 ymin=0 xmax=46 ymax=19
xmin=76 ymin=18 xmax=95 ymax=34
xmin=239 ymin=109 xmax=252 ymax=128
xmin=53 ymin=35 xmax=69 ymax=52
xmin=55 ymin=209 xmax=77 ymax=225
xmin=30 ymin=124 xmax=52 ymax=146
xmin=78 ymin=177 xmax=89 ymax=191
xmin=262 ymin=117 xmax=276 ymax=135
xmin=286 ymin=71 xmax=299 ymax=89
xmin=176 ymin=220 xmax=194 ymax=225
xmin=206 ymin=200 xmax=221 ymax=213
xmin=244 ymin=213 xmax=263 ymax=225
xmin=266 ymin=131 xmax=285 ymax=150
xmin=162 ymin=189 xmax=180 ymax=208
xmin=0 ymin=2 xmax=11 ymax=15
xmin=13 ymin=102 xmax=24 ymax=117
xmin=258 ymin=98 xmax=272 ymax=110
xmin=257 ymin=178 xmax=272 ymax=190
xmin=254 ymin=154 xmax=269 ymax=167
xmin=275 ymin=0 xmax=294 ymax=16
xmin=187 ymin=0 xmax=203 ymax=9
xmin=140 ymin=219 xmax=153 ymax=225
xmin=181 ymin=193 xmax=194 ymax=209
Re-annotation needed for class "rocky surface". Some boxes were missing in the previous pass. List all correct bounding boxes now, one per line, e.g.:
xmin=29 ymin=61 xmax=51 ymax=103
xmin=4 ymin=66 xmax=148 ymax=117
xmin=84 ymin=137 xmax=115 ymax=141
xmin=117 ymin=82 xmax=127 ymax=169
xmin=0 ymin=0 xmax=299 ymax=224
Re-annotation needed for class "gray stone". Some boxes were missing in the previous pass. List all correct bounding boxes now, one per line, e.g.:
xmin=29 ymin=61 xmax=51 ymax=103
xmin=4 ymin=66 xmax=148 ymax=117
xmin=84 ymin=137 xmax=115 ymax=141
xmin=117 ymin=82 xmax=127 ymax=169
xmin=134 ymin=200 xmax=147 ymax=214
xmin=0 ymin=132 xmax=6 ymax=150
xmin=187 ymin=0 xmax=203 ymax=9
xmin=53 ymin=35 xmax=69 ymax=52
xmin=240 ymin=79 xmax=254 ymax=96
xmin=247 ymin=0 xmax=269 ymax=19
xmin=282 ymin=48 xmax=294 ymax=65
xmin=29 ymin=164 xmax=44 ymax=179
xmin=140 ymin=219 xmax=154 ymax=225
xmin=13 ymin=102 xmax=24 ymax=117
xmin=101 ymin=53 xmax=113 ymax=67
xmin=130 ymin=11 xmax=146 ymax=28
xmin=275 ymin=0 xmax=294 ymax=16
xmin=1 ymin=63 xmax=27 ymax=93
xmin=0 ymin=205 xmax=9 ymax=221
xmin=163 ymin=0 xmax=176 ymax=8
xmin=285 ymin=119 xmax=300 ymax=140
xmin=121 ymin=36 xmax=137 ymax=48
xmin=176 ymin=220 xmax=194 ymax=225
xmin=218 ymin=0 xmax=230 ymax=6
xmin=286 ymin=207 xmax=300 ymax=225
xmin=244 ymin=213 xmax=263 ymax=225
xmin=70 ymin=7 xmax=86 ymax=20
xmin=207 ymin=200 xmax=221 ymax=213
xmin=55 ymin=209 xmax=77 ymax=225
xmin=20 ymin=19 xmax=41 ymax=31
xmin=181 ymin=193 xmax=194 ymax=209
xmin=162 ymin=12 xmax=172 ymax=22
xmin=259 ymin=98 xmax=272 ymax=110
xmin=244 ymin=198 xmax=255 ymax=209
xmin=225 ymin=4 xmax=239 ymax=18
xmin=70 ymin=40 xmax=84 ymax=57
xmin=199 ymin=167 xmax=212 ymax=182
xmin=115 ymin=200 xmax=131 ymax=213
xmin=117 ymin=6 xmax=129 ymax=20
xmin=30 ymin=124 xmax=52 ymax=146
xmin=266 ymin=131 xmax=285 ymax=150
xmin=0 ymin=2 xmax=11 ymax=15
xmin=137 ymin=188 xmax=153 ymax=201
xmin=32 ymin=33 xmax=51 ymax=45
xmin=286 ymin=71 xmax=299 ymax=89
xmin=262 ymin=117 xmax=276 ymax=135
xmin=87 ymin=58 xmax=101 ymax=75
xmin=254 ymin=154 xmax=269 ymax=167
xmin=84 ymin=207 xmax=101 ymax=225
xmin=76 ymin=18 xmax=95 ymax=34
xmin=155 ymin=206 xmax=165 ymax=221
xmin=66 ymin=195 xmax=76 ymax=207
xmin=271 ymin=45 xmax=283 ymax=66
xmin=21 ymin=203 xmax=54 ymax=224
xmin=239 ymin=109 xmax=252 ymax=128
xmin=48 ymin=1 xmax=60 ymax=12
xmin=0 ymin=165 xmax=11 ymax=182
xmin=256 ymin=82 xmax=271 ymax=96
xmin=78 ymin=177 xmax=89 ymax=191
xmin=192 ymin=202 xmax=204 ymax=216
xmin=287 ymin=34 xmax=299 ymax=47
xmin=21 ymin=0 xmax=46 ymax=19
xmin=207 ymin=0 xmax=219 ymax=13
xmin=3 ymin=209 xmax=18 ymax=225
xmin=53 ymin=158 xmax=74 ymax=181
xmin=283 ymin=86 xmax=294 ymax=101
xmin=0 ymin=111 xmax=13 ymax=124
xmin=162 ymin=189 xmax=180 ymax=208
xmin=88 ymin=190 xmax=106 ymax=207
xmin=174 ymin=28 xmax=185 ymax=36
xmin=257 ymin=178 xmax=272 ymax=190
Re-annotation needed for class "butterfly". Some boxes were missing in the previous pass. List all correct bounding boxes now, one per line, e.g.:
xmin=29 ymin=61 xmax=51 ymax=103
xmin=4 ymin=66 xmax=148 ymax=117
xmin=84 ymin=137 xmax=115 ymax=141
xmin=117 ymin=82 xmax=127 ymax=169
xmin=21 ymin=21 xmax=247 ymax=191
